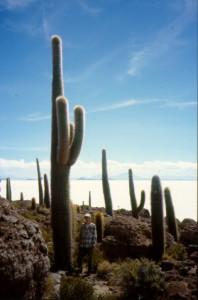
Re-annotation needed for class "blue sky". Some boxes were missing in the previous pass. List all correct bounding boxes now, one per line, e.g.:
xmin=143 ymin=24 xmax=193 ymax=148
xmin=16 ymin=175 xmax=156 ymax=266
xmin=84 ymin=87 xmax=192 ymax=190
xmin=0 ymin=0 xmax=197 ymax=179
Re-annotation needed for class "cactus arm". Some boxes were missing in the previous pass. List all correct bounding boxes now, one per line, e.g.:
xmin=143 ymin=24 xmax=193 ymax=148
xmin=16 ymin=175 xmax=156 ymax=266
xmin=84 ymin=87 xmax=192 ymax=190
xmin=67 ymin=106 xmax=85 ymax=166
xmin=69 ymin=122 xmax=74 ymax=146
xmin=56 ymin=96 xmax=70 ymax=164
xmin=136 ymin=190 xmax=145 ymax=214
xmin=151 ymin=175 xmax=165 ymax=260
xmin=102 ymin=149 xmax=113 ymax=216
xmin=164 ymin=187 xmax=179 ymax=242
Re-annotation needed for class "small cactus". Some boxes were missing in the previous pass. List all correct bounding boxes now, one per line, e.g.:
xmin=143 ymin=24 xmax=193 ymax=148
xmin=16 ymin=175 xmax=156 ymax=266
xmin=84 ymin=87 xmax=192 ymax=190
xmin=44 ymin=174 xmax=50 ymax=208
xmin=151 ymin=175 xmax=165 ymax=260
xmin=31 ymin=197 xmax=36 ymax=210
xmin=128 ymin=169 xmax=145 ymax=218
xmin=88 ymin=191 xmax=92 ymax=210
xmin=20 ymin=192 xmax=24 ymax=201
xmin=6 ymin=177 xmax=12 ymax=201
xmin=36 ymin=158 xmax=44 ymax=206
xmin=164 ymin=187 xmax=179 ymax=242
xmin=102 ymin=149 xmax=113 ymax=216
xmin=95 ymin=212 xmax=104 ymax=243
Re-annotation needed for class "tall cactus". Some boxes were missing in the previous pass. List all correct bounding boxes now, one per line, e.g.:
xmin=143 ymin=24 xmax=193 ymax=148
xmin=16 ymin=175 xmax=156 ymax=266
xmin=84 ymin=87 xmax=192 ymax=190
xmin=44 ymin=174 xmax=50 ymax=208
xmin=6 ymin=177 xmax=12 ymax=201
xmin=164 ymin=187 xmax=179 ymax=242
xmin=102 ymin=149 xmax=113 ymax=216
xmin=36 ymin=158 xmax=44 ymax=206
xmin=88 ymin=190 xmax=92 ymax=210
xmin=151 ymin=175 xmax=165 ymax=260
xmin=51 ymin=35 xmax=85 ymax=271
xmin=20 ymin=192 xmax=24 ymax=201
xmin=128 ymin=169 xmax=145 ymax=218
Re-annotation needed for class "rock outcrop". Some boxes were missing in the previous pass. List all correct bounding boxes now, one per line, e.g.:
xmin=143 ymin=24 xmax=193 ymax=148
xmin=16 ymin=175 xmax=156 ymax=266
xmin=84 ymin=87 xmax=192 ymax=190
xmin=0 ymin=197 xmax=50 ymax=299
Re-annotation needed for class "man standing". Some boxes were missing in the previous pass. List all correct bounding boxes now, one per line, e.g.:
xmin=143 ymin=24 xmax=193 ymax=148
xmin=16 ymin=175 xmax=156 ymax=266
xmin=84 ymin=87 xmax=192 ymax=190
xmin=77 ymin=213 xmax=97 ymax=275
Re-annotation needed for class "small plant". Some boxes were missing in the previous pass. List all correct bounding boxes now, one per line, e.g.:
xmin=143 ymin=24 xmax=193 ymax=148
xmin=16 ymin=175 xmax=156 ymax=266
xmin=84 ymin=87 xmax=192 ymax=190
xmin=110 ymin=258 xmax=165 ymax=300
xmin=60 ymin=276 xmax=94 ymax=300
xmin=97 ymin=260 xmax=112 ymax=279
xmin=166 ymin=243 xmax=187 ymax=261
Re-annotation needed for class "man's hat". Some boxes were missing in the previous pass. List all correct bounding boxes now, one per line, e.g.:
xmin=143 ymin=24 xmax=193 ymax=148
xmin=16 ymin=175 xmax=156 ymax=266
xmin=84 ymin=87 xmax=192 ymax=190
xmin=84 ymin=213 xmax=91 ymax=218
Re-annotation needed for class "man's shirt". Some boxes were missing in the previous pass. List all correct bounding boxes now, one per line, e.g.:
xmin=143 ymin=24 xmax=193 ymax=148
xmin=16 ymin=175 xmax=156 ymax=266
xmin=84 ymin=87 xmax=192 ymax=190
xmin=79 ymin=222 xmax=97 ymax=248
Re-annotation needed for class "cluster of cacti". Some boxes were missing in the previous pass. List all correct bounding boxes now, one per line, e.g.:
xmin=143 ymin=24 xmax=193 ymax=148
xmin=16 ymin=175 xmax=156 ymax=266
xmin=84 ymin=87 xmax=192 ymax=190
xmin=164 ymin=187 xmax=179 ymax=242
xmin=102 ymin=149 xmax=113 ymax=216
xmin=6 ymin=177 xmax=12 ymax=201
xmin=50 ymin=35 xmax=85 ymax=271
xmin=151 ymin=176 xmax=165 ymax=260
xmin=128 ymin=169 xmax=145 ymax=218
xmin=94 ymin=212 xmax=104 ymax=243
xmin=36 ymin=158 xmax=44 ymax=206
xmin=44 ymin=174 xmax=50 ymax=208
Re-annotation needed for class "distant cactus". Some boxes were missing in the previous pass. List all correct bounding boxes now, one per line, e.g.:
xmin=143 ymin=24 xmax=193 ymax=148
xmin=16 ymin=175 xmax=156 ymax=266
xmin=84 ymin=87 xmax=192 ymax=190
xmin=36 ymin=158 xmax=44 ymax=206
xmin=164 ymin=187 xmax=179 ymax=242
xmin=44 ymin=174 xmax=50 ymax=208
xmin=95 ymin=212 xmax=104 ymax=243
xmin=20 ymin=192 xmax=24 ymax=201
xmin=6 ymin=177 xmax=12 ymax=201
xmin=31 ymin=197 xmax=36 ymax=210
xmin=51 ymin=35 xmax=85 ymax=271
xmin=88 ymin=191 xmax=92 ymax=210
xmin=151 ymin=175 xmax=165 ymax=260
xmin=82 ymin=200 xmax=85 ymax=212
xmin=128 ymin=169 xmax=145 ymax=218
xmin=102 ymin=149 xmax=113 ymax=216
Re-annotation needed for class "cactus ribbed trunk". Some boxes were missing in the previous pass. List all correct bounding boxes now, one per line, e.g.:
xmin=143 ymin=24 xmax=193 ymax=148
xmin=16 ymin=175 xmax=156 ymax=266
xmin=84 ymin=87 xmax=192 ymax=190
xmin=95 ymin=212 xmax=104 ymax=243
xmin=88 ymin=191 xmax=92 ymax=210
xmin=36 ymin=158 xmax=44 ymax=206
xmin=151 ymin=176 xmax=165 ymax=260
xmin=102 ymin=149 xmax=113 ymax=216
xmin=164 ymin=187 xmax=179 ymax=242
xmin=20 ymin=192 xmax=24 ymax=201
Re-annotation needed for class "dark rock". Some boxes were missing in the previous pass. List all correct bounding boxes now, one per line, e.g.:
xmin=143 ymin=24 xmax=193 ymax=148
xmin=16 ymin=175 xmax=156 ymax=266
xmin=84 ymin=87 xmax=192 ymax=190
xmin=102 ymin=216 xmax=152 ymax=260
xmin=0 ymin=197 xmax=50 ymax=299
xmin=180 ymin=219 xmax=198 ymax=246
xmin=139 ymin=208 xmax=150 ymax=218
xmin=161 ymin=260 xmax=176 ymax=271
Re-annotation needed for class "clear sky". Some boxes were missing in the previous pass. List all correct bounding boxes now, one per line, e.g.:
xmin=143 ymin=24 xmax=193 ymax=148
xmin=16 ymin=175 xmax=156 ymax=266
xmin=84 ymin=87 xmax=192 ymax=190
xmin=0 ymin=0 xmax=197 ymax=179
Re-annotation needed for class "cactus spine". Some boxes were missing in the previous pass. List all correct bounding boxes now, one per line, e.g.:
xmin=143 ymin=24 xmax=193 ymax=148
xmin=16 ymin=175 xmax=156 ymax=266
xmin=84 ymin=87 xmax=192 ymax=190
xmin=164 ymin=187 xmax=179 ymax=242
xmin=44 ymin=174 xmax=50 ymax=208
xmin=51 ymin=35 xmax=85 ymax=271
xmin=88 ymin=191 xmax=92 ymax=210
xmin=128 ymin=169 xmax=145 ymax=218
xmin=36 ymin=158 xmax=44 ymax=206
xmin=95 ymin=212 xmax=104 ymax=243
xmin=6 ymin=178 xmax=12 ymax=201
xmin=102 ymin=149 xmax=113 ymax=216
xmin=151 ymin=175 xmax=165 ymax=260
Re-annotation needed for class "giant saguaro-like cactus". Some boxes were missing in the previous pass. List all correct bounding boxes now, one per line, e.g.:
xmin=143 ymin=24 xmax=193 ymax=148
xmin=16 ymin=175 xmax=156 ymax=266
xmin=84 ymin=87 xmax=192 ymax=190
xmin=88 ymin=191 xmax=92 ymax=211
xmin=128 ymin=169 xmax=145 ymax=218
xmin=36 ymin=158 xmax=44 ymax=206
xmin=151 ymin=175 xmax=165 ymax=260
xmin=51 ymin=35 xmax=85 ymax=271
xmin=102 ymin=149 xmax=113 ymax=216
xmin=164 ymin=187 xmax=179 ymax=242
xmin=6 ymin=177 xmax=12 ymax=201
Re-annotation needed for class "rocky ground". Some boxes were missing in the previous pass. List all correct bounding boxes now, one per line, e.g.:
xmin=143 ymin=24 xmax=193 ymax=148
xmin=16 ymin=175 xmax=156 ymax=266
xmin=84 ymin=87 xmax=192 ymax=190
xmin=0 ymin=197 xmax=197 ymax=300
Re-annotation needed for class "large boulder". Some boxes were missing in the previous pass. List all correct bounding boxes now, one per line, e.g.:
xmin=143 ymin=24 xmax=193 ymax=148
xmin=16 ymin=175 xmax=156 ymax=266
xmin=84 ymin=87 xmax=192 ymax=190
xmin=179 ymin=218 xmax=198 ymax=246
xmin=0 ymin=198 xmax=50 ymax=299
xmin=102 ymin=216 xmax=152 ymax=260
